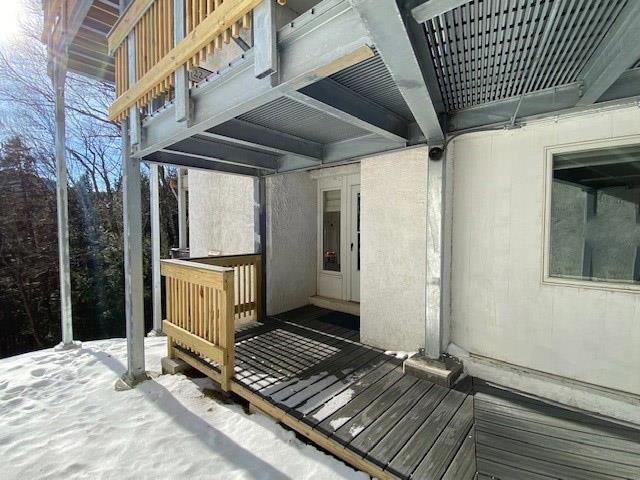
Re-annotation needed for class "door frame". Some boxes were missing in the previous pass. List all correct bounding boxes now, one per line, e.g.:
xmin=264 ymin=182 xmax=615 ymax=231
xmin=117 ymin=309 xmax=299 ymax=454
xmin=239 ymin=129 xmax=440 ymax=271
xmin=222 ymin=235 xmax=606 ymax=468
xmin=312 ymin=164 xmax=361 ymax=302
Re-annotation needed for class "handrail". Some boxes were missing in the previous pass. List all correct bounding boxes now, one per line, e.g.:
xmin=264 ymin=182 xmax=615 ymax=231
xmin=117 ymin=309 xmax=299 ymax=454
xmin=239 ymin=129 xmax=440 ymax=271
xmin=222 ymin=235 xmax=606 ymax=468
xmin=108 ymin=0 xmax=260 ymax=122
xmin=162 ymin=259 xmax=235 ymax=390
xmin=190 ymin=254 xmax=263 ymax=322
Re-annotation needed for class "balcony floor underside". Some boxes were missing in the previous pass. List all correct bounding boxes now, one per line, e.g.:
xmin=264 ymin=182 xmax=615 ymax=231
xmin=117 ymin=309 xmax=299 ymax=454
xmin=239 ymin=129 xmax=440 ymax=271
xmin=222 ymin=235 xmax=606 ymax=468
xmin=178 ymin=306 xmax=475 ymax=480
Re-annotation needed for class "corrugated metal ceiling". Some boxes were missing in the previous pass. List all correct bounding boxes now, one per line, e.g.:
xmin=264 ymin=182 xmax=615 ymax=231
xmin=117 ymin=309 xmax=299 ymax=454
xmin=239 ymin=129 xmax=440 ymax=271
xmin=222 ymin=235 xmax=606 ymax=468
xmin=330 ymin=52 xmax=416 ymax=122
xmin=237 ymin=96 xmax=370 ymax=144
xmin=422 ymin=0 xmax=629 ymax=112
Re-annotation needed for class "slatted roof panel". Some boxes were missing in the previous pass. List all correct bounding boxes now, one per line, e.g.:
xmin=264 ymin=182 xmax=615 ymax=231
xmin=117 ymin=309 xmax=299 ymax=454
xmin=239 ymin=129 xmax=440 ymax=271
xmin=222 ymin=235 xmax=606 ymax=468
xmin=237 ymin=96 xmax=370 ymax=144
xmin=329 ymin=51 xmax=416 ymax=122
xmin=422 ymin=0 xmax=629 ymax=112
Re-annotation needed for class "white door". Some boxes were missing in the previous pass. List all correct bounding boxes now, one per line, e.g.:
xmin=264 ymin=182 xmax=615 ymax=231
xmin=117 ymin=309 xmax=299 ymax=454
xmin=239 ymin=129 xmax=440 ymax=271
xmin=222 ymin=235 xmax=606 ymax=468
xmin=350 ymin=185 xmax=361 ymax=302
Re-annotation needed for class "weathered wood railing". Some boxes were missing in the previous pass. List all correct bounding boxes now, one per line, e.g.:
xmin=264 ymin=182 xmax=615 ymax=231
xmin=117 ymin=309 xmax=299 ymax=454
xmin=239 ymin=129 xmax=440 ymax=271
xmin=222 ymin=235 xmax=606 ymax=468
xmin=190 ymin=254 xmax=262 ymax=322
xmin=108 ymin=0 xmax=260 ymax=122
xmin=162 ymin=259 xmax=235 ymax=390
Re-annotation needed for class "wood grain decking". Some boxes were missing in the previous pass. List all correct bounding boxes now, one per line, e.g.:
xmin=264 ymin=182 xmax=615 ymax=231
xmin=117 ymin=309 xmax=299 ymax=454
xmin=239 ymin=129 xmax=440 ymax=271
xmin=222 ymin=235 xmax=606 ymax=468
xmin=180 ymin=305 xmax=475 ymax=480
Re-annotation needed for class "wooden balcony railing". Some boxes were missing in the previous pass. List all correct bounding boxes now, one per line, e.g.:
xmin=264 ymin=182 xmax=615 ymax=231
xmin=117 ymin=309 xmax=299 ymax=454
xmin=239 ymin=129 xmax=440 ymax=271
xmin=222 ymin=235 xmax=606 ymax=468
xmin=162 ymin=254 xmax=262 ymax=390
xmin=191 ymin=254 xmax=262 ymax=322
xmin=108 ymin=0 xmax=260 ymax=122
xmin=162 ymin=259 xmax=235 ymax=390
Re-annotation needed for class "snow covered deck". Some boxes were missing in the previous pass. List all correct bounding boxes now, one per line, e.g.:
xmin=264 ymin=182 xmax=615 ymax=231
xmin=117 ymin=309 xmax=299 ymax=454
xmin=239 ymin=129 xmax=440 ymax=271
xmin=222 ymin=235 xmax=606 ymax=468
xmin=177 ymin=306 xmax=476 ymax=480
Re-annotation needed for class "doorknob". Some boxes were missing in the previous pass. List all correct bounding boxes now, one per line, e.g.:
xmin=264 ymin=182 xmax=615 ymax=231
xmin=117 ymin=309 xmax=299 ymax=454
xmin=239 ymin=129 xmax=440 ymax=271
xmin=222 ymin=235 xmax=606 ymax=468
xmin=350 ymin=242 xmax=354 ymax=251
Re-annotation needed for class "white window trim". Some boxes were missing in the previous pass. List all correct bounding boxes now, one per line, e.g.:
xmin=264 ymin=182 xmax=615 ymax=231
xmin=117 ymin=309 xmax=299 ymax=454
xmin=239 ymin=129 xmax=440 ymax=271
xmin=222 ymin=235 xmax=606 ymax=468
xmin=541 ymin=134 xmax=640 ymax=294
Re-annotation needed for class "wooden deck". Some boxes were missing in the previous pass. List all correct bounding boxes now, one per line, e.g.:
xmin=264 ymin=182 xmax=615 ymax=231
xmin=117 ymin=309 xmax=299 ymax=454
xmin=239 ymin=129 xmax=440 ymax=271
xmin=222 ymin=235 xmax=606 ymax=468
xmin=178 ymin=306 xmax=475 ymax=480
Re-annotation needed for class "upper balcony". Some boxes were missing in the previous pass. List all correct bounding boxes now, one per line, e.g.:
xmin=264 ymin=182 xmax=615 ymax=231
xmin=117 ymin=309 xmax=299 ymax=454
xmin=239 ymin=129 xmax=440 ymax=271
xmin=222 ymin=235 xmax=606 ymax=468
xmin=44 ymin=0 xmax=640 ymax=177
xmin=42 ymin=0 xmax=118 ymax=82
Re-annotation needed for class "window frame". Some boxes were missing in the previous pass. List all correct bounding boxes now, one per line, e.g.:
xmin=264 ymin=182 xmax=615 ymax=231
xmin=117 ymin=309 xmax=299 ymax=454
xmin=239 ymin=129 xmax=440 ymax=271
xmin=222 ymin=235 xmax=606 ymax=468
xmin=542 ymin=135 xmax=640 ymax=293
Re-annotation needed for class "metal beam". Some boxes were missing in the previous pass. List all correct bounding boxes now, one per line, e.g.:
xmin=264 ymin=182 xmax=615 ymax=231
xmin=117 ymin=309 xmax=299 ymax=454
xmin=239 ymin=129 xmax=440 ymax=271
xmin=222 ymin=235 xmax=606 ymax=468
xmin=289 ymin=78 xmax=409 ymax=142
xmin=350 ymin=0 xmax=444 ymax=144
xmin=145 ymin=150 xmax=264 ymax=177
xmin=449 ymin=71 xmax=640 ymax=132
xmin=148 ymin=163 xmax=163 ymax=335
xmin=448 ymin=83 xmax=582 ymax=131
xmin=204 ymin=119 xmax=322 ymax=160
xmin=137 ymin=0 xmax=373 ymax=158
xmin=174 ymin=0 xmax=191 ymax=123
xmin=170 ymin=136 xmax=278 ymax=171
xmin=253 ymin=0 xmax=277 ymax=79
xmin=577 ymin=2 xmax=640 ymax=106
xmin=411 ymin=0 xmax=470 ymax=24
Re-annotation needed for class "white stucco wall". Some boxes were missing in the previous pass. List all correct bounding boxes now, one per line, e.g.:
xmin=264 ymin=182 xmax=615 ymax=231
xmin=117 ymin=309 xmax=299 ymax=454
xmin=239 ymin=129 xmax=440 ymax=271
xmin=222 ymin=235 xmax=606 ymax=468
xmin=187 ymin=170 xmax=255 ymax=257
xmin=360 ymin=147 xmax=428 ymax=351
xmin=266 ymin=171 xmax=317 ymax=315
xmin=449 ymin=105 xmax=640 ymax=396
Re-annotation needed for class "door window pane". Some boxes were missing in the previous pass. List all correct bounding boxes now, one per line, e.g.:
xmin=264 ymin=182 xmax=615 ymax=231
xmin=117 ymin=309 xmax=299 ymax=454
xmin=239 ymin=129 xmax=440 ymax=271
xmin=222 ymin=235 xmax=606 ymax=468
xmin=549 ymin=144 xmax=640 ymax=285
xmin=323 ymin=190 xmax=341 ymax=272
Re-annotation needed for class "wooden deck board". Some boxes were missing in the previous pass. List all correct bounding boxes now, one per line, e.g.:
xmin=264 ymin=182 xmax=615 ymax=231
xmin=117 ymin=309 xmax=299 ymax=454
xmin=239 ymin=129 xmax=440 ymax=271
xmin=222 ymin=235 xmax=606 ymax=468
xmin=178 ymin=307 xmax=473 ymax=479
xmin=174 ymin=306 xmax=640 ymax=479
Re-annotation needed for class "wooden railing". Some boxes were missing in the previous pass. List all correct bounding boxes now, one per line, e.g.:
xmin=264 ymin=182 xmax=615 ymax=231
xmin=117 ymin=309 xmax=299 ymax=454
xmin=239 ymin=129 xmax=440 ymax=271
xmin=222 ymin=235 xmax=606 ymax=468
xmin=108 ymin=0 xmax=260 ymax=122
xmin=190 ymin=254 xmax=262 ymax=322
xmin=162 ymin=259 xmax=235 ymax=390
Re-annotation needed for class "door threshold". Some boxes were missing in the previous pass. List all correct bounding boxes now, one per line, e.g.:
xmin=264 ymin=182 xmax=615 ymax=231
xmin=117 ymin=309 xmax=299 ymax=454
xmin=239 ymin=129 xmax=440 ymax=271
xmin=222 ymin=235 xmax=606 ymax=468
xmin=309 ymin=295 xmax=360 ymax=316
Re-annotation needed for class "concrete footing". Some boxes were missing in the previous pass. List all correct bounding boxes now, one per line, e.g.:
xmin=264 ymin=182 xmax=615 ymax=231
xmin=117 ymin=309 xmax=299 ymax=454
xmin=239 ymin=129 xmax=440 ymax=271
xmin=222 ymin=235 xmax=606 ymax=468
xmin=161 ymin=356 xmax=192 ymax=375
xmin=114 ymin=372 xmax=150 ymax=391
xmin=147 ymin=329 xmax=166 ymax=337
xmin=54 ymin=340 xmax=82 ymax=351
xmin=404 ymin=354 xmax=463 ymax=388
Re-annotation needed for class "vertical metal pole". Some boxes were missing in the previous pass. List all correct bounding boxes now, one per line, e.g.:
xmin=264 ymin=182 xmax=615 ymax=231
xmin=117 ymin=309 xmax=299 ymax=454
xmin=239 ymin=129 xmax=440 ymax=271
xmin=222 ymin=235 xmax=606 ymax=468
xmin=254 ymin=0 xmax=278 ymax=79
xmin=254 ymin=177 xmax=267 ymax=319
xmin=425 ymin=154 xmax=445 ymax=359
xmin=53 ymin=63 xmax=76 ymax=349
xmin=174 ymin=0 xmax=191 ymax=123
xmin=177 ymin=168 xmax=188 ymax=250
xmin=149 ymin=163 xmax=163 ymax=334
xmin=117 ymin=120 xmax=147 ymax=389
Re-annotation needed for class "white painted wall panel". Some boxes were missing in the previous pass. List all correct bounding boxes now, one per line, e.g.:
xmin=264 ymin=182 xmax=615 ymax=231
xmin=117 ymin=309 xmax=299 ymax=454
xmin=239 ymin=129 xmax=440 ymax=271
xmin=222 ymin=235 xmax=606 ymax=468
xmin=450 ymin=106 xmax=640 ymax=395
xmin=188 ymin=170 xmax=255 ymax=257
xmin=360 ymin=147 xmax=428 ymax=351
xmin=266 ymin=171 xmax=317 ymax=315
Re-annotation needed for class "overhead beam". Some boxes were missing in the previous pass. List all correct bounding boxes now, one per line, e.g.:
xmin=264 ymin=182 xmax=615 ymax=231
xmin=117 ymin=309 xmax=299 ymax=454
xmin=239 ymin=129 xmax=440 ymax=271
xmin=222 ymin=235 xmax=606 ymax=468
xmin=137 ymin=0 xmax=374 ymax=158
xmin=411 ymin=0 xmax=470 ymax=24
xmin=350 ymin=0 xmax=444 ymax=144
xmin=145 ymin=151 xmax=264 ymax=177
xmin=288 ymin=78 xmax=409 ymax=143
xmin=576 ymin=1 xmax=640 ymax=105
xmin=204 ymin=119 xmax=323 ymax=160
xmin=449 ymin=71 xmax=640 ymax=132
xmin=169 ymin=136 xmax=278 ymax=171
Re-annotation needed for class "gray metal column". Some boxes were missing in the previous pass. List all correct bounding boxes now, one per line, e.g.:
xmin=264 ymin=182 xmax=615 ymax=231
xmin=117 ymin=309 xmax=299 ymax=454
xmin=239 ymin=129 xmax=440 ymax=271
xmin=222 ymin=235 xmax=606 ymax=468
xmin=425 ymin=152 xmax=446 ymax=359
xmin=254 ymin=177 xmax=267 ymax=319
xmin=177 ymin=168 xmax=188 ymax=250
xmin=117 ymin=120 xmax=147 ymax=389
xmin=174 ymin=0 xmax=191 ymax=123
xmin=149 ymin=163 xmax=163 ymax=335
xmin=52 ymin=62 xmax=77 ymax=349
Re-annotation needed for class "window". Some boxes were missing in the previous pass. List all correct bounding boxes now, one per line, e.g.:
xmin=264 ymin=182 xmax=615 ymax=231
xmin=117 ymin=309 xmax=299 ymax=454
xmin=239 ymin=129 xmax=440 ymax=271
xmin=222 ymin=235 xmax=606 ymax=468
xmin=323 ymin=190 xmax=341 ymax=272
xmin=548 ymin=144 xmax=640 ymax=286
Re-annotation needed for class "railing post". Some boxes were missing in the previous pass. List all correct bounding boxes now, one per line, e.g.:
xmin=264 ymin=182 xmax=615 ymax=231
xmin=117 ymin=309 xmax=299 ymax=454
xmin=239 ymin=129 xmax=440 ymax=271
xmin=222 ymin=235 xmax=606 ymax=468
xmin=174 ymin=0 xmax=191 ymax=123
xmin=254 ymin=0 xmax=278 ymax=80
xmin=219 ymin=270 xmax=235 ymax=391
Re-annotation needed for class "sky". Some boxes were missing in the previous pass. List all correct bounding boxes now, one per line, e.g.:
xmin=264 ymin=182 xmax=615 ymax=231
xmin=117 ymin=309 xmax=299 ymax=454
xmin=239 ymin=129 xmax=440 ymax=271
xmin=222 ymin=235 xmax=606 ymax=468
xmin=0 ymin=1 xmax=28 ymax=46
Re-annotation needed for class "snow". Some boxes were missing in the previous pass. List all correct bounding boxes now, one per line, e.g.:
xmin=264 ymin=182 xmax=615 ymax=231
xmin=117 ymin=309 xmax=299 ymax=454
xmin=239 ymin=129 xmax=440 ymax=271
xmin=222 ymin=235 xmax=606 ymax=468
xmin=0 ymin=338 xmax=368 ymax=480
xmin=384 ymin=350 xmax=417 ymax=360
xmin=312 ymin=389 xmax=354 ymax=422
